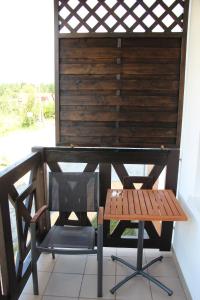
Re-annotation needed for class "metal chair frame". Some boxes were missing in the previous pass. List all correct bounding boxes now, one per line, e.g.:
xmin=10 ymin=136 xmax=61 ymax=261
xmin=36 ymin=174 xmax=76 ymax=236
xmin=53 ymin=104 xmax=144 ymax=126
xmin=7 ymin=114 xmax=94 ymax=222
xmin=30 ymin=172 xmax=103 ymax=297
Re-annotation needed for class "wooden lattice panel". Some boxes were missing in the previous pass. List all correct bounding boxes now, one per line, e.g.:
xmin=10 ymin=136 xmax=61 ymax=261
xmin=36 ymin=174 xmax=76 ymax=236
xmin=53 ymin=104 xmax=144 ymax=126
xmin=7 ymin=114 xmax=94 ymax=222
xmin=58 ymin=0 xmax=185 ymax=34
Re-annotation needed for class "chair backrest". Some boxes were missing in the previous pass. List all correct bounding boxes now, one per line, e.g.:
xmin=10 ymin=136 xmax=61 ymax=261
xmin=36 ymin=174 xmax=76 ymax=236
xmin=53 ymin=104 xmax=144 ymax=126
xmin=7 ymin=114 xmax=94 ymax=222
xmin=48 ymin=172 xmax=99 ymax=212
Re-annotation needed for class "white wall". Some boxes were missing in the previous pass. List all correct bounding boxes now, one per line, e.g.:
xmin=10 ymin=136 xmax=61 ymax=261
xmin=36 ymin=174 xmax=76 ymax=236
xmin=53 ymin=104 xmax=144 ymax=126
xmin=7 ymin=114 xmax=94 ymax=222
xmin=173 ymin=0 xmax=200 ymax=299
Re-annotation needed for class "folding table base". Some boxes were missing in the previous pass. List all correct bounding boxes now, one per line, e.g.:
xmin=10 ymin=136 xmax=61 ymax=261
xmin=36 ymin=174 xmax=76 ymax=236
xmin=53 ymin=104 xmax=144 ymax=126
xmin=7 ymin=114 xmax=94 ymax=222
xmin=110 ymin=221 xmax=173 ymax=296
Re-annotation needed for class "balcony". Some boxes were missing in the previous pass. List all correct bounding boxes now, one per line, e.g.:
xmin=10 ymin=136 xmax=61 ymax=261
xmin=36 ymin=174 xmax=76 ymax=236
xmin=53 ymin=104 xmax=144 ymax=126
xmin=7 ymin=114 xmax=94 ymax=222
xmin=0 ymin=147 xmax=188 ymax=300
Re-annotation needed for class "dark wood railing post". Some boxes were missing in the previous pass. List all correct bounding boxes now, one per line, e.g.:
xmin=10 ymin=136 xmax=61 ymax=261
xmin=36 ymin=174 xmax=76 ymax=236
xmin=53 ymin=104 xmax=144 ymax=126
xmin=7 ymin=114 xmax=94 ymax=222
xmin=160 ymin=149 xmax=180 ymax=251
xmin=35 ymin=162 xmax=51 ymax=238
xmin=0 ymin=189 xmax=17 ymax=299
xmin=32 ymin=147 xmax=51 ymax=238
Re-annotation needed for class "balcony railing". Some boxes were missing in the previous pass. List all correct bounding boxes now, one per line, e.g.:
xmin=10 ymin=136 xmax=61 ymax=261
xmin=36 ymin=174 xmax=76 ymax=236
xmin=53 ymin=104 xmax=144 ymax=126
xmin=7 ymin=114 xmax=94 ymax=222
xmin=0 ymin=147 xmax=179 ymax=299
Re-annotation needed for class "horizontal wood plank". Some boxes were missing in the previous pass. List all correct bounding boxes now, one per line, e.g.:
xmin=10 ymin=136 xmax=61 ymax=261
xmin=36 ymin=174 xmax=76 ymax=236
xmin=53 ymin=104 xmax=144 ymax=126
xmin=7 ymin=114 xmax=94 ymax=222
xmin=60 ymin=78 xmax=179 ymax=92
xmin=60 ymin=95 xmax=178 ymax=107
xmin=60 ymin=136 xmax=176 ymax=147
xmin=60 ymin=111 xmax=177 ymax=122
xmin=60 ymin=126 xmax=176 ymax=138
xmin=60 ymin=63 xmax=179 ymax=75
xmin=60 ymin=47 xmax=180 ymax=60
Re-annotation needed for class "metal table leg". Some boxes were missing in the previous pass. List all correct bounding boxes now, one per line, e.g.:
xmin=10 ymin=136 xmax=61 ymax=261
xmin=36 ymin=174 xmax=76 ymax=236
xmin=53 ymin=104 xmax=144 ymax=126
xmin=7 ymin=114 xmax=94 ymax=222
xmin=110 ymin=221 xmax=173 ymax=296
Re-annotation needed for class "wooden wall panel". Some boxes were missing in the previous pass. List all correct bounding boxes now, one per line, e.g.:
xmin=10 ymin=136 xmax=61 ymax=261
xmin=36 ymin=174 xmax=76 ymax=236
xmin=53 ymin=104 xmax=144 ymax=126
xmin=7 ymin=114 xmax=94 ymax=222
xmin=58 ymin=36 xmax=181 ymax=147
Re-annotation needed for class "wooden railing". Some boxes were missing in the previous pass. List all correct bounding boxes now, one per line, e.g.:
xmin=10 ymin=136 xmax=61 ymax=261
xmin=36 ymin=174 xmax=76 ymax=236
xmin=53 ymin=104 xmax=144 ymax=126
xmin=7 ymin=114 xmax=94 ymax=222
xmin=0 ymin=152 xmax=50 ymax=300
xmin=0 ymin=147 xmax=179 ymax=299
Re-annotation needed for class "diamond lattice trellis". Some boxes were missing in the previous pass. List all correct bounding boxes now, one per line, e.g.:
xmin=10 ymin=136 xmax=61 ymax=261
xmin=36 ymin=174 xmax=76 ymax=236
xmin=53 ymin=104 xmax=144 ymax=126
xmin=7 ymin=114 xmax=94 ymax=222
xmin=57 ymin=0 xmax=185 ymax=34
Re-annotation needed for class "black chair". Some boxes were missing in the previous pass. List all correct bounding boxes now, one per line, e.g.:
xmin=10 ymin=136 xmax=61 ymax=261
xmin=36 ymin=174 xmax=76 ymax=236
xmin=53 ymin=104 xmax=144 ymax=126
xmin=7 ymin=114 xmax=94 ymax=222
xmin=30 ymin=172 xmax=103 ymax=297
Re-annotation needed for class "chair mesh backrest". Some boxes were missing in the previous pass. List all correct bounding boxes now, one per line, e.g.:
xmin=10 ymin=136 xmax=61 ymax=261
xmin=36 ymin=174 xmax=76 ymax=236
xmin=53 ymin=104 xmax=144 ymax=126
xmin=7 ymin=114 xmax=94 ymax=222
xmin=49 ymin=172 xmax=99 ymax=212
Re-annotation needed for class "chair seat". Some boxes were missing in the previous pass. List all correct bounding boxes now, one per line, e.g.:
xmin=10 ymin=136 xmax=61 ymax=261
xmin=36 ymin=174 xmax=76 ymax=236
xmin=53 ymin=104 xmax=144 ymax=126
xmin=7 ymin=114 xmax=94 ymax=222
xmin=40 ymin=225 xmax=95 ymax=249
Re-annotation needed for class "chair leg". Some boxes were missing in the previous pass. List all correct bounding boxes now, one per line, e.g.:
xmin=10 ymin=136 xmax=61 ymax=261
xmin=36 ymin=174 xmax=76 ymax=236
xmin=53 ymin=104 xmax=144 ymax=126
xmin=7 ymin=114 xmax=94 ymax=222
xmin=52 ymin=253 xmax=55 ymax=259
xmin=30 ymin=223 xmax=39 ymax=295
xmin=97 ymin=224 xmax=103 ymax=297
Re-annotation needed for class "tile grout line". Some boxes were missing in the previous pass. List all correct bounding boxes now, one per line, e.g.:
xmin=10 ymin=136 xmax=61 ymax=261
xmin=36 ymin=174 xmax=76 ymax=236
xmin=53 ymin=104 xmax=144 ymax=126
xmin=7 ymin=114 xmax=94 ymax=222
xmin=42 ymin=254 xmax=58 ymax=297
xmin=114 ymin=252 xmax=117 ymax=300
xmin=78 ymin=254 xmax=88 ymax=299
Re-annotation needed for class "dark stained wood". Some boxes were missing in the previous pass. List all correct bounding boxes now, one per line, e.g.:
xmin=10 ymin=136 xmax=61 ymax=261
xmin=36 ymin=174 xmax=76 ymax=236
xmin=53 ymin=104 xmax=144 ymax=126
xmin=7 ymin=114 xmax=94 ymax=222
xmin=60 ymin=63 xmax=178 ymax=76
xmin=58 ymin=36 xmax=182 ymax=148
xmin=57 ymin=1 xmax=185 ymax=34
xmin=0 ymin=152 xmax=41 ymax=186
xmin=60 ymin=111 xmax=177 ymax=122
xmin=60 ymin=127 xmax=177 ymax=138
xmin=0 ymin=150 xmax=49 ymax=299
xmin=160 ymin=149 xmax=180 ymax=250
xmin=0 ymin=189 xmax=17 ymax=297
xmin=55 ymin=0 xmax=189 ymax=148
xmin=112 ymin=163 xmax=129 ymax=183
xmin=43 ymin=147 xmax=170 ymax=164
xmin=60 ymin=77 xmax=179 ymax=91
xmin=83 ymin=163 xmax=98 ymax=172
xmin=60 ymin=95 xmax=178 ymax=110
xmin=31 ymin=205 xmax=48 ymax=223
xmin=48 ymin=161 xmax=62 ymax=172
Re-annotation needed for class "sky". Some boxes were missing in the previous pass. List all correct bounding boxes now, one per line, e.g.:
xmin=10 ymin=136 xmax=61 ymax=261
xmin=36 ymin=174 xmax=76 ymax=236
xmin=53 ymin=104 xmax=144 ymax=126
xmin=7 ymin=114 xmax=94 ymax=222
xmin=0 ymin=0 xmax=54 ymax=83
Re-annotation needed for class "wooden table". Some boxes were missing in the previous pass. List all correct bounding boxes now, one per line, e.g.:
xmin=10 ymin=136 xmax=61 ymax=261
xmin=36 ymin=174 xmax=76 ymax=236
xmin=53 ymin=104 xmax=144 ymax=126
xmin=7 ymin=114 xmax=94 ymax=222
xmin=104 ymin=189 xmax=187 ymax=296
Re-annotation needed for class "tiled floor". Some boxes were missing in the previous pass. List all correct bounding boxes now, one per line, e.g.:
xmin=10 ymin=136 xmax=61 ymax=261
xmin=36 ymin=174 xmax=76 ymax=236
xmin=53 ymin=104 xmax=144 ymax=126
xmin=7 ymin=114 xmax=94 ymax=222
xmin=20 ymin=248 xmax=188 ymax=300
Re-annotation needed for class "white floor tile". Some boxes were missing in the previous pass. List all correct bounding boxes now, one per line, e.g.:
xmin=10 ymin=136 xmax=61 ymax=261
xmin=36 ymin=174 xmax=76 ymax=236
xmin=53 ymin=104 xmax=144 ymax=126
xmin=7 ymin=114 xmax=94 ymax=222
xmin=144 ymin=249 xmax=172 ymax=258
xmin=103 ymin=247 xmax=117 ymax=256
xmin=116 ymin=247 xmax=137 ymax=257
xmin=80 ymin=275 xmax=115 ymax=299
xmin=43 ymin=297 xmax=78 ymax=300
xmin=116 ymin=256 xmax=138 ymax=276
xmin=19 ymin=295 xmax=42 ymax=300
xmin=37 ymin=253 xmax=56 ymax=272
xmin=23 ymin=271 xmax=51 ymax=295
xmin=115 ymin=276 xmax=152 ymax=300
xmin=150 ymin=276 xmax=187 ymax=300
xmin=53 ymin=254 xmax=87 ymax=274
xmin=147 ymin=257 xmax=178 ymax=277
xmin=85 ymin=256 xmax=115 ymax=275
xmin=44 ymin=273 xmax=82 ymax=297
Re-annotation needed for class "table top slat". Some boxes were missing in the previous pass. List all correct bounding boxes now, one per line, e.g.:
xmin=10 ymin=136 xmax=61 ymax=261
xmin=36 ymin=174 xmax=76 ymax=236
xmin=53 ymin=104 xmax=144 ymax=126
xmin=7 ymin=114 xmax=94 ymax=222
xmin=158 ymin=191 xmax=173 ymax=216
xmin=132 ymin=190 xmax=141 ymax=215
xmin=128 ymin=190 xmax=135 ymax=215
xmin=152 ymin=190 xmax=167 ymax=216
xmin=122 ymin=190 xmax=129 ymax=215
xmin=104 ymin=189 xmax=187 ymax=222
xmin=143 ymin=190 xmax=154 ymax=216
xmin=137 ymin=190 xmax=148 ymax=216
xmin=147 ymin=190 xmax=159 ymax=216
xmin=116 ymin=194 xmax=123 ymax=216
xmin=110 ymin=197 xmax=117 ymax=216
